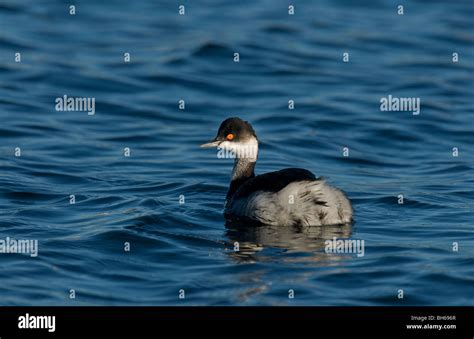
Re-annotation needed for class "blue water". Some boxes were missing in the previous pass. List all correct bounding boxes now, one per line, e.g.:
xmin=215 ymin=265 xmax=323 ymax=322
xmin=0 ymin=0 xmax=473 ymax=305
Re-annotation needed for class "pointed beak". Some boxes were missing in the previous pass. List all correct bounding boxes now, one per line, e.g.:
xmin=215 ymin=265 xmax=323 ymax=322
xmin=200 ymin=139 xmax=221 ymax=148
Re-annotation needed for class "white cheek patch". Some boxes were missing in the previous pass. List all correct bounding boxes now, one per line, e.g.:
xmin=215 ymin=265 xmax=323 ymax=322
xmin=218 ymin=138 xmax=258 ymax=160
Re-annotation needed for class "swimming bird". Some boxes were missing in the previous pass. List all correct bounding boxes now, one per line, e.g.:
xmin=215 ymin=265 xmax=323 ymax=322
xmin=201 ymin=117 xmax=352 ymax=226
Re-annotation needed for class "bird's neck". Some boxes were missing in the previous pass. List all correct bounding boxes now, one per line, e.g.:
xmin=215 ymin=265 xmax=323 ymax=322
xmin=231 ymin=157 xmax=256 ymax=181
xmin=227 ymin=158 xmax=256 ymax=200
xmin=225 ymin=137 xmax=258 ymax=200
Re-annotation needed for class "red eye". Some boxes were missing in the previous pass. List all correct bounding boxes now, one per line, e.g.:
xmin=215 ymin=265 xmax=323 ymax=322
xmin=226 ymin=133 xmax=234 ymax=140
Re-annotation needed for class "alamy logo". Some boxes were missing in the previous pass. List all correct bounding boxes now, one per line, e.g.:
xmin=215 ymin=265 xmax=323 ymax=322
xmin=324 ymin=237 xmax=365 ymax=257
xmin=55 ymin=94 xmax=95 ymax=115
xmin=18 ymin=313 xmax=56 ymax=333
xmin=217 ymin=144 xmax=258 ymax=159
xmin=0 ymin=237 xmax=38 ymax=257
xmin=380 ymin=95 xmax=420 ymax=115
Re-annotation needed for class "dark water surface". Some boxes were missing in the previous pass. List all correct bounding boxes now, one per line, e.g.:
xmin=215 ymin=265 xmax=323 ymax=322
xmin=0 ymin=0 xmax=473 ymax=305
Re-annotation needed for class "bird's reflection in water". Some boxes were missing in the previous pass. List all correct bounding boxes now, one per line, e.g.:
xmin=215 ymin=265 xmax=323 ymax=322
xmin=225 ymin=220 xmax=354 ymax=265
xmin=224 ymin=221 xmax=355 ymax=304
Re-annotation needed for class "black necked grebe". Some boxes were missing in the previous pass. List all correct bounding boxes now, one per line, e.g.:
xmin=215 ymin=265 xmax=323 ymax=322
xmin=201 ymin=117 xmax=353 ymax=226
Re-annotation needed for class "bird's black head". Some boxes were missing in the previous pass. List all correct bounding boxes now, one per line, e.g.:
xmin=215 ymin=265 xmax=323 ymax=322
xmin=201 ymin=117 xmax=257 ymax=148
xmin=216 ymin=117 xmax=257 ymax=143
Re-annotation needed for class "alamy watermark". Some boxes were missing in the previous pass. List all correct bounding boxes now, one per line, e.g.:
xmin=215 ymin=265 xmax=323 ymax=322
xmin=325 ymin=237 xmax=365 ymax=257
xmin=380 ymin=95 xmax=420 ymax=115
xmin=217 ymin=144 xmax=258 ymax=160
xmin=0 ymin=237 xmax=38 ymax=257
xmin=18 ymin=313 xmax=55 ymax=333
xmin=55 ymin=95 xmax=95 ymax=115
